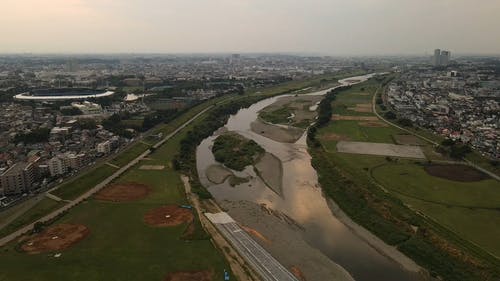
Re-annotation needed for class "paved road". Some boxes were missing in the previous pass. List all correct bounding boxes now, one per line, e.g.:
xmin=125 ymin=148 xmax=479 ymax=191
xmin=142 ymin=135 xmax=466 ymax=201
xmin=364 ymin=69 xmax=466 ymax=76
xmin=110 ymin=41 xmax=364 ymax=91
xmin=0 ymin=106 xmax=213 ymax=247
xmin=206 ymin=212 xmax=299 ymax=281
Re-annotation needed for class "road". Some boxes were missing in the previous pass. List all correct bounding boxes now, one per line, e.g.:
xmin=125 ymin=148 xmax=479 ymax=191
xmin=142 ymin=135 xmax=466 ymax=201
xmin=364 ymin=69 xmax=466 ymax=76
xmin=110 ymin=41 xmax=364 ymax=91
xmin=181 ymin=176 xmax=261 ymax=281
xmin=206 ymin=212 xmax=299 ymax=281
xmin=0 ymin=106 xmax=213 ymax=247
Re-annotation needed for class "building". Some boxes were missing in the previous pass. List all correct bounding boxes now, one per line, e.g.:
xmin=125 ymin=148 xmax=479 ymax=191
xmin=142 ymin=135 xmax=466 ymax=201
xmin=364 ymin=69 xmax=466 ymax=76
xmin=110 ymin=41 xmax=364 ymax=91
xmin=0 ymin=162 xmax=35 ymax=195
xmin=71 ymin=101 xmax=103 ymax=115
xmin=48 ymin=153 xmax=88 ymax=177
xmin=48 ymin=156 xmax=67 ymax=177
xmin=96 ymin=140 xmax=111 ymax=154
xmin=432 ymin=49 xmax=451 ymax=66
xmin=432 ymin=49 xmax=441 ymax=66
xmin=440 ymin=50 xmax=451 ymax=66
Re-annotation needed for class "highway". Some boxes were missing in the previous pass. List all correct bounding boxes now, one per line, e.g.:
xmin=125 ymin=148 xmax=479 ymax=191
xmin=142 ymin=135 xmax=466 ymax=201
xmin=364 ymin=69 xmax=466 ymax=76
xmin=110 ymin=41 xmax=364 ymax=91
xmin=0 ymin=106 xmax=213 ymax=247
xmin=206 ymin=212 xmax=299 ymax=281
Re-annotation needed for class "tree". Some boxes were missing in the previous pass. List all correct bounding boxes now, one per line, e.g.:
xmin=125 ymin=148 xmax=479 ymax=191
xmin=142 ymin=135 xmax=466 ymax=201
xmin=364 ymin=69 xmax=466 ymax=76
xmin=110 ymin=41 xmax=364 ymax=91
xmin=450 ymin=144 xmax=471 ymax=159
xmin=398 ymin=118 xmax=413 ymax=127
xmin=441 ymin=138 xmax=455 ymax=146
xmin=384 ymin=111 xmax=396 ymax=120
xmin=14 ymin=128 xmax=50 ymax=144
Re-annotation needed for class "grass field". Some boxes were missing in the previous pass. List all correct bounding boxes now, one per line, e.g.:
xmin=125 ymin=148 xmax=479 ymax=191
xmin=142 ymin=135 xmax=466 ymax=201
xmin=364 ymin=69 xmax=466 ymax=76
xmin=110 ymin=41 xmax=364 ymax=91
xmin=110 ymin=142 xmax=151 ymax=167
xmin=52 ymin=165 xmax=119 ymax=200
xmin=0 ymin=105 xmax=229 ymax=281
xmin=0 ymin=198 xmax=65 ymax=238
xmin=316 ymin=77 xmax=500 ymax=269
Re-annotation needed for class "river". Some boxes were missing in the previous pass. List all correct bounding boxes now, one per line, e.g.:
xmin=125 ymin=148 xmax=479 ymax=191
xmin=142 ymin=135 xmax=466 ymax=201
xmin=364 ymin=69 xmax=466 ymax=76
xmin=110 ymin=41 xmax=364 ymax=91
xmin=196 ymin=74 xmax=423 ymax=281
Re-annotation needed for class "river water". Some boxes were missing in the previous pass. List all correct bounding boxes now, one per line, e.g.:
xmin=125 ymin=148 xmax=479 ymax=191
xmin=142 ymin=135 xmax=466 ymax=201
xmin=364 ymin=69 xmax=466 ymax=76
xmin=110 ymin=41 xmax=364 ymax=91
xmin=196 ymin=74 xmax=422 ymax=281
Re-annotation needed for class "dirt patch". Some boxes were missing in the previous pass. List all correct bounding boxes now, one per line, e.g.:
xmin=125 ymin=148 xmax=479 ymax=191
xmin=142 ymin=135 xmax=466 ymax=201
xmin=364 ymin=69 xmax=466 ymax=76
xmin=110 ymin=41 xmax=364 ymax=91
xmin=358 ymin=121 xmax=389 ymax=127
xmin=337 ymin=141 xmax=426 ymax=159
xmin=144 ymin=205 xmax=194 ymax=227
xmin=164 ymin=270 xmax=213 ymax=281
xmin=241 ymin=225 xmax=272 ymax=244
xmin=139 ymin=165 xmax=165 ymax=170
xmin=251 ymin=119 xmax=305 ymax=143
xmin=332 ymin=115 xmax=379 ymax=121
xmin=348 ymin=103 xmax=372 ymax=113
xmin=290 ymin=266 xmax=307 ymax=281
xmin=95 ymin=182 xmax=151 ymax=202
xmin=393 ymin=134 xmax=426 ymax=146
xmin=206 ymin=164 xmax=233 ymax=184
xmin=320 ymin=133 xmax=351 ymax=141
xmin=21 ymin=224 xmax=89 ymax=254
xmin=424 ymin=164 xmax=490 ymax=182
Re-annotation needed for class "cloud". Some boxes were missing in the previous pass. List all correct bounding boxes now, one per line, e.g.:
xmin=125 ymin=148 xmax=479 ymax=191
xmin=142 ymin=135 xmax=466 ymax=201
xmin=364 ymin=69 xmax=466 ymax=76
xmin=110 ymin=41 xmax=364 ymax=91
xmin=0 ymin=0 xmax=499 ymax=54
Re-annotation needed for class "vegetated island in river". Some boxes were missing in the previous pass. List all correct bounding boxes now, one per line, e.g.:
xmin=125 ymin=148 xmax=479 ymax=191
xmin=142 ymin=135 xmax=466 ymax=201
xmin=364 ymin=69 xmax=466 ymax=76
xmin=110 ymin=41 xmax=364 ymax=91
xmin=252 ymin=95 xmax=323 ymax=143
xmin=210 ymin=133 xmax=283 ymax=193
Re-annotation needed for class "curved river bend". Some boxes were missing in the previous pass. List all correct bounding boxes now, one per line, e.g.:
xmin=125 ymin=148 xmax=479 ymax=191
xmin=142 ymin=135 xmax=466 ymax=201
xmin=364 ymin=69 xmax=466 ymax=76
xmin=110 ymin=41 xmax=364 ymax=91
xmin=196 ymin=74 xmax=423 ymax=281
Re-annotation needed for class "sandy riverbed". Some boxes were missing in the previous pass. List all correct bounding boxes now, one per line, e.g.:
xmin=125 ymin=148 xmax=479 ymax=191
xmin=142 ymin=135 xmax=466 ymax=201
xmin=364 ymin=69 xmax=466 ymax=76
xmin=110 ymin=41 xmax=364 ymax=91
xmin=254 ymin=152 xmax=283 ymax=195
xmin=221 ymin=200 xmax=355 ymax=281
xmin=206 ymin=164 xmax=233 ymax=184
xmin=251 ymin=119 xmax=305 ymax=143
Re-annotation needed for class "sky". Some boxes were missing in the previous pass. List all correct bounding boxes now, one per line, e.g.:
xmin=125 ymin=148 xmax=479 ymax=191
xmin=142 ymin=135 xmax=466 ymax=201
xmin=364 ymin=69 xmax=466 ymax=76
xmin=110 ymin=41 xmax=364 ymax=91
xmin=1 ymin=0 xmax=499 ymax=55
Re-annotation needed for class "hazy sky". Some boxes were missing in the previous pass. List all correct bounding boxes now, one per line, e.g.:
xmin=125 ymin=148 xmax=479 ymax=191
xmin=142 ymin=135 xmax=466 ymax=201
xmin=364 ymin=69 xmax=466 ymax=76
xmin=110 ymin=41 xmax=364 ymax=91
xmin=1 ymin=0 xmax=499 ymax=55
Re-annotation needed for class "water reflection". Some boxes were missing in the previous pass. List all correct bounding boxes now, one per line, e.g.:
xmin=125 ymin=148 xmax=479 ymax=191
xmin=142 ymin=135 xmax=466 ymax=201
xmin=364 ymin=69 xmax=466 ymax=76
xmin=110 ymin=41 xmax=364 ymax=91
xmin=196 ymin=74 xmax=422 ymax=281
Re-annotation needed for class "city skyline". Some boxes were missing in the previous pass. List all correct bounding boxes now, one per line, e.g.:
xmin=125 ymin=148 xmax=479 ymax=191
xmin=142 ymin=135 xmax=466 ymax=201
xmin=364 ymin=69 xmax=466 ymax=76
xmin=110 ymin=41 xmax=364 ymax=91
xmin=1 ymin=0 xmax=500 ymax=55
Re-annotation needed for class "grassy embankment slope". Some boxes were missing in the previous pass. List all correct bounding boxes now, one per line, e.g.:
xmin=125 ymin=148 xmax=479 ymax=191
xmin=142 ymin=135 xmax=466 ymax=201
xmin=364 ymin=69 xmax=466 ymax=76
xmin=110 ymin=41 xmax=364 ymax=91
xmin=310 ymin=76 xmax=500 ymax=281
xmin=0 ymin=108 xmax=231 ymax=280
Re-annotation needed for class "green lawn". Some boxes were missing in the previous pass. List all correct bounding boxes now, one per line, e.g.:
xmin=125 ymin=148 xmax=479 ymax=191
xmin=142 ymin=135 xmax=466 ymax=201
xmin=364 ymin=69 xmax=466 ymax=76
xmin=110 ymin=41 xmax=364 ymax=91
xmin=0 ymin=165 xmax=228 ymax=280
xmin=372 ymin=162 xmax=500 ymax=208
xmin=0 ymin=198 xmax=65 ymax=238
xmin=110 ymin=142 xmax=151 ymax=167
xmin=402 ymin=196 xmax=500 ymax=258
xmin=319 ymin=120 xmax=401 ymax=152
xmin=52 ymin=165 xmax=118 ymax=200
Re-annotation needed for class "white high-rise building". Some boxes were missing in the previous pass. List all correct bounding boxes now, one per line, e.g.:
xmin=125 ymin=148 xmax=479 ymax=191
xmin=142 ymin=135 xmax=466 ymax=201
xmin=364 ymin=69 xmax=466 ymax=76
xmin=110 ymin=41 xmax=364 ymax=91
xmin=432 ymin=49 xmax=451 ymax=66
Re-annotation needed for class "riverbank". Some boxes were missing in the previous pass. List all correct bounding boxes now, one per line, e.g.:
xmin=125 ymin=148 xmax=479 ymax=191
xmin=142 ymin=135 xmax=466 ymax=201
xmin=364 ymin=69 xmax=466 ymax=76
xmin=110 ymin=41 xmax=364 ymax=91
xmin=326 ymin=199 xmax=423 ymax=273
xmin=221 ymin=200 xmax=355 ymax=281
xmin=309 ymin=76 xmax=500 ymax=281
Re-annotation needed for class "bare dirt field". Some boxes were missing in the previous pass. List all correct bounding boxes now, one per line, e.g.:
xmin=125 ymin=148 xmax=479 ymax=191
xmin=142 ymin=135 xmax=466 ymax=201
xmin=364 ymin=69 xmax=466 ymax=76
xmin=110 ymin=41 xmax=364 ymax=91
xmin=164 ymin=270 xmax=213 ymax=281
xmin=332 ymin=115 xmax=379 ymax=121
xmin=95 ymin=182 xmax=151 ymax=202
xmin=21 ymin=224 xmax=90 ymax=254
xmin=241 ymin=225 xmax=272 ymax=244
xmin=348 ymin=103 xmax=372 ymax=113
xmin=336 ymin=141 xmax=426 ymax=159
xmin=393 ymin=134 xmax=427 ymax=146
xmin=206 ymin=164 xmax=233 ymax=184
xmin=254 ymin=152 xmax=283 ymax=195
xmin=251 ymin=120 xmax=304 ymax=143
xmin=424 ymin=164 xmax=490 ymax=182
xmin=290 ymin=266 xmax=307 ymax=281
xmin=139 ymin=165 xmax=165 ymax=170
xmin=358 ymin=121 xmax=389 ymax=128
xmin=144 ymin=205 xmax=194 ymax=227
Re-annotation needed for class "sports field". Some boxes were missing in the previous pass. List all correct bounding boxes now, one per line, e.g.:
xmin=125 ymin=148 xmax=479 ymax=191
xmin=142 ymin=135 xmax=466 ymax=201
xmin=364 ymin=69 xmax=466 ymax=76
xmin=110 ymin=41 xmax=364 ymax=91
xmin=0 ymin=114 xmax=230 ymax=281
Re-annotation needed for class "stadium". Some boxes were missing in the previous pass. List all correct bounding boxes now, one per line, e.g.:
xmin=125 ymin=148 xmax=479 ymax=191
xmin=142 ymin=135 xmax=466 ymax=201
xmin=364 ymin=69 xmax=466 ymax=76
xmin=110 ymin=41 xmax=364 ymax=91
xmin=14 ymin=88 xmax=115 ymax=101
